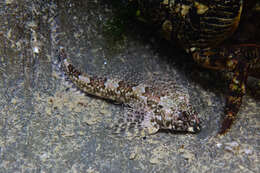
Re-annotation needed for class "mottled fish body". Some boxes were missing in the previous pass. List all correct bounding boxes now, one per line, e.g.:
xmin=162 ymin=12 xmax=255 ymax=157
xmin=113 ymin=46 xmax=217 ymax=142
xmin=58 ymin=47 xmax=200 ymax=135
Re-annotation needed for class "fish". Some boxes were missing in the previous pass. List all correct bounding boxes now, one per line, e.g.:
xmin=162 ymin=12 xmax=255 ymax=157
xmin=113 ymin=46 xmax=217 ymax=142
xmin=58 ymin=47 xmax=201 ymax=136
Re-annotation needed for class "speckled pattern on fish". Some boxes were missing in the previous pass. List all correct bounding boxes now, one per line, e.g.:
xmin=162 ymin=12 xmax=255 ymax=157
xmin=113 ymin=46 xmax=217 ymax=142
xmin=58 ymin=47 xmax=200 ymax=136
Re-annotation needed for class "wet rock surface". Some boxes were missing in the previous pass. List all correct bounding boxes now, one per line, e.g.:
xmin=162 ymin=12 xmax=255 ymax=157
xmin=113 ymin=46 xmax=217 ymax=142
xmin=0 ymin=1 xmax=259 ymax=172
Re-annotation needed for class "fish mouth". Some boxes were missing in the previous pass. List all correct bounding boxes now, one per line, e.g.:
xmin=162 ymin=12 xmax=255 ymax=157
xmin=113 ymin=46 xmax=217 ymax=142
xmin=187 ymin=120 xmax=201 ymax=133
xmin=171 ymin=111 xmax=201 ymax=133
xmin=171 ymin=119 xmax=201 ymax=133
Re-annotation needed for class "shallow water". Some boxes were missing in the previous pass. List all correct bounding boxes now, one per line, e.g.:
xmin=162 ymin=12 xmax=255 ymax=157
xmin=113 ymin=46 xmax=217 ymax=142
xmin=0 ymin=1 xmax=259 ymax=172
